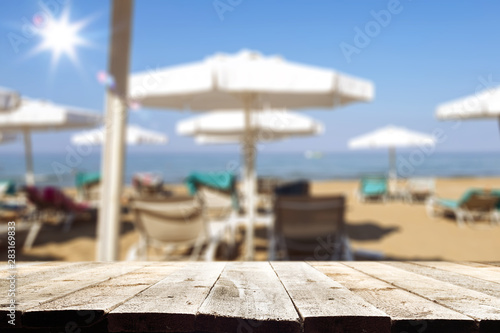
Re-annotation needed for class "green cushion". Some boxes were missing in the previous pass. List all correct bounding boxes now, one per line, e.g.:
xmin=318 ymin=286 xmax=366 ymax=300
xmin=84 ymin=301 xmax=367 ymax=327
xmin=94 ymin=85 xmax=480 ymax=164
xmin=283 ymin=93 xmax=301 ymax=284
xmin=436 ymin=198 xmax=459 ymax=209
xmin=0 ymin=180 xmax=16 ymax=195
xmin=360 ymin=177 xmax=387 ymax=196
xmin=185 ymin=171 xmax=239 ymax=209
xmin=75 ymin=172 xmax=101 ymax=188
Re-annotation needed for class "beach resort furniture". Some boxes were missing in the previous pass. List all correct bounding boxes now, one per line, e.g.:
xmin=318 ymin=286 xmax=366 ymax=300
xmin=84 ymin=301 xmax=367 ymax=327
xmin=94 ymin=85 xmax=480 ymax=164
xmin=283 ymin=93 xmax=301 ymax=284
xmin=404 ymin=177 xmax=435 ymax=203
xmin=75 ymin=172 xmax=101 ymax=206
xmin=426 ymin=189 xmax=500 ymax=227
xmin=128 ymin=196 xmax=222 ymax=261
xmin=23 ymin=186 xmax=93 ymax=249
xmin=132 ymin=172 xmax=165 ymax=197
xmin=356 ymin=176 xmax=388 ymax=202
xmin=185 ymin=172 xmax=242 ymax=253
xmin=271 ymin=195 xmax=352 ymax=260
xmin=131 ymin=50 xmax=374 ymax=261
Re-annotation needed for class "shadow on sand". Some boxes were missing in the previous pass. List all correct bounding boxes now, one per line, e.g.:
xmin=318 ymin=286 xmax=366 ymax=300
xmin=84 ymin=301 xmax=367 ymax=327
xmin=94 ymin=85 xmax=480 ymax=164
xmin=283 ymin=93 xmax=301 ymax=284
xmin=346 ymin=221 xmax=400 ymax=242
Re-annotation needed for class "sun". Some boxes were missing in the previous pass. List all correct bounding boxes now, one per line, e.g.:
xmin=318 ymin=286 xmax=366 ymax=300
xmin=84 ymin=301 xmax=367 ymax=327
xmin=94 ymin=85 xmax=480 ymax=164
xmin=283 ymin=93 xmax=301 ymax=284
xmin=34 ymin=8 xmax=90 ymax=67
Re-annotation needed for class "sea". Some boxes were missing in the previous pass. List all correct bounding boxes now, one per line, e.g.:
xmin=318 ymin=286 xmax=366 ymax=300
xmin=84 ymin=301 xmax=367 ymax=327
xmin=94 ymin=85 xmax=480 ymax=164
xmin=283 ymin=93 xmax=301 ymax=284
xmin=1 ymin=151 xmax=500 ymax=188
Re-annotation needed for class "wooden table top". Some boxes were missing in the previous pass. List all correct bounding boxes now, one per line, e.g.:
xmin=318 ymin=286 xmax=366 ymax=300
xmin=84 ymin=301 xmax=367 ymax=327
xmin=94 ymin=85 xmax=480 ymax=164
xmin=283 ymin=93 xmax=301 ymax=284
xmin=1 ymin=261 xmax=499 ymax=332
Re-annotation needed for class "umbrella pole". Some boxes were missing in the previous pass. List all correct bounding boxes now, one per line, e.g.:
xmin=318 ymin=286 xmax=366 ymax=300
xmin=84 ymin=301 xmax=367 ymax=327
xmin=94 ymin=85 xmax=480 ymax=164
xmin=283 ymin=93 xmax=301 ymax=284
xmin=96 ymin=0 xmax=133 ymax=261
xmin=243 ymin=98 xmax=255 ymax=261
xmin=389 ymin=147 xmax=396 ymax=180
xmin=23 ymin=130 xmax=35 ymax=186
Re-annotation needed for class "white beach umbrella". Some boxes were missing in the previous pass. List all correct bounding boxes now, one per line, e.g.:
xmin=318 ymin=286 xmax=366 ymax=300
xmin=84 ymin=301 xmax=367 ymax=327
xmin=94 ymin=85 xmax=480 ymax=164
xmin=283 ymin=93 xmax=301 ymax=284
xmin=177 ymin=110 xmax=324 ymax=139
xmin=130 ymin=49 xmax=374 ymax=259
xmin=0 ymin=98 xmax=102 ymax=185
xmin=178 ymin=109 xmax=324 ymax=196
xmin=348 ymin=125 xmax=436 ymax=178
xmin=71 ymin=125 xmax=167 ymax=146
xmin=436 ymin=86 xmax=500 ymax=120
xmin=0 ymin=87 xmax=21 ymax=112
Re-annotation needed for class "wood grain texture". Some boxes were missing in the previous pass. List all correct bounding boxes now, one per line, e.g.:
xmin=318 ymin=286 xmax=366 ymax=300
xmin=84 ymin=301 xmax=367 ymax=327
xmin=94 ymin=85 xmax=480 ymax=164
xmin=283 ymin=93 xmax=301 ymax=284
xmin=272 ymin=262 xmax=391 ymax=333
xmin=344 ymin=262 xmax=500 ymax=333
xmin=197 ymin=262 xmax=301 ymax=333
xmin=0 ymin=262 xmax=149 ymax=329
xmin=310 ymin=262 xmax=477 ymax=333
xmin=414 ymin=261 xmax=500 ymax=284
xmin=22 ymin=263 xmax=186 ymax=329
xmin=108 ymin=262 xmax=225 ymax=332
xmin=385 ymin=261 xmax=500 ymax=298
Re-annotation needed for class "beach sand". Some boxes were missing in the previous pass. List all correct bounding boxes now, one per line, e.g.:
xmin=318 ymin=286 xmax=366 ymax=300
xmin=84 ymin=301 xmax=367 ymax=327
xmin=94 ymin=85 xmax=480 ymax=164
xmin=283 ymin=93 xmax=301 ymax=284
xmin=5 ymin=177 xmax=500 ymax=262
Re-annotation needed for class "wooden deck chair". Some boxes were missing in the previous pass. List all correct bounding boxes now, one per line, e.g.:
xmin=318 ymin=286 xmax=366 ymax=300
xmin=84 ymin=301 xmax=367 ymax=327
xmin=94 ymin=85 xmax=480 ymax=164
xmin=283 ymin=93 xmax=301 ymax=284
xmin=427 ymin=189 xmax=500 ymax=227
xmin=272 ymin=195 xmax=352 ymax=261
xmin=128 ymin=196 xmax=221 ymax=261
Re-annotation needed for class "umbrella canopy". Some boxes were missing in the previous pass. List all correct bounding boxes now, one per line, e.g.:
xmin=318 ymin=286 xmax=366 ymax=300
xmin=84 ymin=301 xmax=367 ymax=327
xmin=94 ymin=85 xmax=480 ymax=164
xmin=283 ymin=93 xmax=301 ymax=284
xmin=348 ymin=125 xmax=436 ymax=178
xmin=0 ymin=98 xmax=102 ymax=185
xmin=0 ymin=87 xmax=21 ymax=111
xmin=177 ymin=110 xmax=324 ymax=140
xmin=71 ymin=125 xmax=167 ymax=146
xmin=129 ymin=50 xmax=374 ymax=110
xmin=436 ymin=86 xmax=500 ymax=120
xmin=130 ymin=49 xmax=374 ymax=260
xmin=349 ymin=125 xmax=436 ymax=149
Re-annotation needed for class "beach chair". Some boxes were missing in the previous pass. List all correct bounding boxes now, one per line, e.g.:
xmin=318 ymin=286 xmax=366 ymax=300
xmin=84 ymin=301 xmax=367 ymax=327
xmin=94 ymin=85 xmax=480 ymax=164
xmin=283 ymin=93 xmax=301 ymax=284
xmin=132 ymin=172 xmax=165 ymax=197
xmin=128 ymin=196 xmax=222 ymax=261
xmin=272 ymin=195 xmax=352 ymax=260
xmin=23 ymin=186 xmax=92 ymax=249
xmin=75 ymin=172 xmax=101 ymax=206
xmin=185 ymin=172 xmax=242 ymax=251
xmin=426 ymin=189 xmax=500 ymax=227
xmin=404 ymin=177 xmax=435 ymax=203
xmin=356 ymin=176 xmax=388 ymax=202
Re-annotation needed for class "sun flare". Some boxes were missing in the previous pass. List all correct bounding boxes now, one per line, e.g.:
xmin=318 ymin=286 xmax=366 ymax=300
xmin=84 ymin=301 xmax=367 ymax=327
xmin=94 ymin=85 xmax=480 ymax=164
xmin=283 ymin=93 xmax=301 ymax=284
xmin=34 ymin=8 xmax=89 ymax=66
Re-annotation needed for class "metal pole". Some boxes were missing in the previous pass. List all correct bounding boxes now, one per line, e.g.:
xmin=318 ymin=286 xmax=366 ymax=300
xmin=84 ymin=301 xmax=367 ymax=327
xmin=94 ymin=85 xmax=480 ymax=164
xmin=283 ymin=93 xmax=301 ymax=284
xmin=23 ymin=130 xmax=35 ymax=186
xmin=96 ymin=0 xmax=134 ymax=261
xmin=243 ymin=97 xmax=255 ymax=260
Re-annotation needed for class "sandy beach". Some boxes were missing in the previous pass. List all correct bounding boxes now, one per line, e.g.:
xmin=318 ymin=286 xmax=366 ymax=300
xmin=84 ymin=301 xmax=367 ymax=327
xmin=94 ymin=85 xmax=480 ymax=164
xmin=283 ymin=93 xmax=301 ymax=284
xmin=4 ymin=176 xmax=500 ymax=262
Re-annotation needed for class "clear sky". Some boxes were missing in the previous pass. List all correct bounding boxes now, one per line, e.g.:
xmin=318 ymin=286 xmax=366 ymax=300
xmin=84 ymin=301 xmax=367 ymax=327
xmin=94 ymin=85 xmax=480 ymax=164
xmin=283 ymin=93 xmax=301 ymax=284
xmin=1 ymin=0 xmax=500 ymax=154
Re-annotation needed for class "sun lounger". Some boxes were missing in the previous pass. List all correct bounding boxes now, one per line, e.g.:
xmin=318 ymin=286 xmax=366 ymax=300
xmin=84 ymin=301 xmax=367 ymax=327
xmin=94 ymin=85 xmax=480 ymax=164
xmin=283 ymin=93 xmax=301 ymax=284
xmin=356 ymin=176 xmax=388 ymax=202
xmin=426 ymin=189 xmax=500 ymax=227
xmin=404 ymin=177 xmax=435 ymax=203
xmin=185 ymin=172 xmax=242 ymax=256
xmin=23 ymin=186 xmax=93 ymax=249
xmin=272 ymin=195 xmax=352 ymax=260
xmin=128 ymin=196 xmax=223 ymax=261
xmin=132 ymin=172 xmax=165 ymax=197
xmin=75 ymin=172 xmax=101 ymax=206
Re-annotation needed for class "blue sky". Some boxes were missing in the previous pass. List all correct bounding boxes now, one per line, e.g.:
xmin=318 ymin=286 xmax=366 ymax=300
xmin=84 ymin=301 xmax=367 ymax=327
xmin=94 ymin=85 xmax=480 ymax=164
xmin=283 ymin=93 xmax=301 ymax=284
xmin=1 ymin=0 xmax=500 ymax=153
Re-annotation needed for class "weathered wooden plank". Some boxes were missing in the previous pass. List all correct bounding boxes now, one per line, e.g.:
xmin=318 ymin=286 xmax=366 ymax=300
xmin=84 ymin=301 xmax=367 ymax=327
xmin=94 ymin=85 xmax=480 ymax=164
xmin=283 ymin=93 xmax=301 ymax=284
xmin=385 ymin=261 xmax=500 ymax=298
xmin=0 ymin=262 xmax=76 ymax=278
xmin=344 ymin=262 xmax=500 ymax=333
xmin=483 ymin=262 xmax=500 ymax=267
xmin=271 ymin=262 xmax=391 ymax=333
xmin=22 ymin=263 xmax=186 ymax=329
xmin=0 ymin=262 xmax=149 ymax=329
xmin=0 ymin=261 xmax=49 ymax=272
xmin=196 ymin=262 xmax=301 ymax=333
xmin=108 ymin=262 xmax=226 ymax=332
xmin=413 ymin=262 xmax=500 ymax=285
xmin=0 ymin=262 xmax=101 ymax=293
xmin=310 ymin=262 xmax=477 ymax=333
